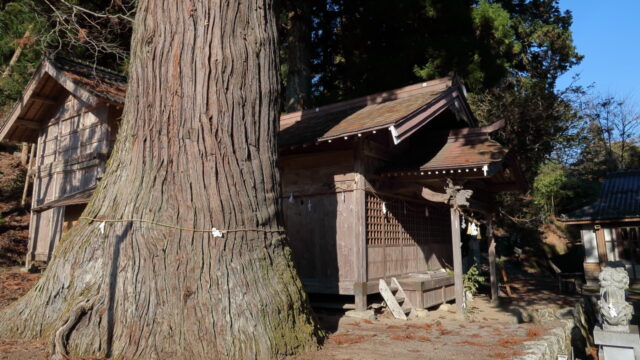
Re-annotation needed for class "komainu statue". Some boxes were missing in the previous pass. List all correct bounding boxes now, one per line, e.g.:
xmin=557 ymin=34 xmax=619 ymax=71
xmin=598 ymin=266 xmax=634 ymax=332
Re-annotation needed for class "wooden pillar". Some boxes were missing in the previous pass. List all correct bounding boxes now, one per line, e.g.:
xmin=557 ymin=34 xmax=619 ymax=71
xmin=414 ymin=281 xmax=425 ymax=309
xmin=20 ymin=143 xmax=29 ymax=165
xmin=353 ymin=282 xmax=367 ymax=311
xmin=596 ymin=226 xmax=607 ymax=265
xmin=20 ymin=144 xmax=35 ymax=206
xmin=450 ymin=207 xmax=464 ymax=312
xmin=353 ymin=142 xmax=368 ymax=311
xmin=488 ymin=218 xmax=498 ymax=303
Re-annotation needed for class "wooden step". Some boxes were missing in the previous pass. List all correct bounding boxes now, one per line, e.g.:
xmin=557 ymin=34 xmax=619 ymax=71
xmin=379 ymin=279 xmax=407 ymax=320
xmin=391 ymin=277 xmax=416 ymax=318
xmin=379 ymin=277 xmax=416 ymax=320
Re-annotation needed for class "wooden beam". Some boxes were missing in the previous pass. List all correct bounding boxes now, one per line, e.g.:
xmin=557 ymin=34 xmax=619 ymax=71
xmin=421 ymin=186 xmax=449 ymax=203
xmin=31 ymin=95 xmax=56 ymax=105
xmin=16 ymin=118 xmax=40 ymax=129
xmin=43 ymin=61 xmax=100 ymax=107
xmin=561 ymin=217 xmax=640 ymax=225
xmin=450 ymin=207 xmax=464 ymax=313
xmin=421 ymin=183 xmax=476 ymax=209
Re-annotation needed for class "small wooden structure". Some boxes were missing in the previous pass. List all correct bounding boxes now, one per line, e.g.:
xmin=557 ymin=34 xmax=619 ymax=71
xmin=2 ymin=60 xmax=526 ymax=311
xmin=0 ymin=57 xmax=125 ymax=269
xmin=279 ymin=77 xmax=526 ymax=310
xmin=562 ymin=170 xmax=640 ymax=284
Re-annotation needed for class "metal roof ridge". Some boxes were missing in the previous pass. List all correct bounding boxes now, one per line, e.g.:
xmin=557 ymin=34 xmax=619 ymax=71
xmin=279 ymin=77 xmax=454 ymax=126
xmin=48 ymin=55 xmax=127 ymax=83
xmin=606 ymin=169 xmax=640 ymax=177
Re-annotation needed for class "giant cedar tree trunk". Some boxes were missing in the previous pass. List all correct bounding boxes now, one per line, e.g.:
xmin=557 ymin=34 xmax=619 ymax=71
xmin=0 ymin=0 xmax=322 ymax=359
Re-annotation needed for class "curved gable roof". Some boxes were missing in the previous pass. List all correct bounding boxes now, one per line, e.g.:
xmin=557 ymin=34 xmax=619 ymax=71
xmin=279 ymin=76 xmax=475 ymax=147
xmin=0 ymin=57 xmax=126 ymax=143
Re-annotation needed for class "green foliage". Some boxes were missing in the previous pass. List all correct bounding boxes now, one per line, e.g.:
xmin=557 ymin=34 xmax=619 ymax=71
xmin=0 ymin=0 xmax=133 ymax=116
xmin=308 ymin=0 xmax=435 ymax=105
xmin=533 ymin=161 xmax=572 ymax=216
xmin=0 ymin=1 xmax=48 ymax=110
xmin=415 ymin=0 xmax=520 ymax=90
xmin=614 ymin=140 xmax=640 ymax=170
xmin=469 ymin=80 xmax=583 ymax=178
xmin=463 ymin=264 xmax=485 ymax=295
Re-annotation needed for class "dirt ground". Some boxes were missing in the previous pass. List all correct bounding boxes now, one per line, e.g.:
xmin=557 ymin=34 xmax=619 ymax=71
xmin=298 ymin=302 xmax=556 ymax=360
xmin=0 ymin=264 xmax=579 ymax=360
xmin=296 ymin=281 xmax=577 ymax=360
xmin=0 ymin=149 xmax=29 ymax=268
xmin=0 ymin=267 xmax=40 ymax=309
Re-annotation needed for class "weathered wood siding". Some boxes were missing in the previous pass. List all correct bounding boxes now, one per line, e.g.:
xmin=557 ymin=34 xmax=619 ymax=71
xmin=28 ymin=94 xmax=117 ymax=262
xmin=281 ymin=150 xmax=358 ymax=294
xmin=281 ymin=141 xmax=455 ymax=296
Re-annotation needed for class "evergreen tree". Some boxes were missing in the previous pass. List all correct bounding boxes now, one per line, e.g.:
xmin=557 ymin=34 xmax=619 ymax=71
xmin=0 ymin=1 xmax=47 ymax=111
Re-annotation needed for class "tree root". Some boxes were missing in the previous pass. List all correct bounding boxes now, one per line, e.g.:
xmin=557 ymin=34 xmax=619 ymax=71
xmin=50 ymin=297 xmax=97 ymax=360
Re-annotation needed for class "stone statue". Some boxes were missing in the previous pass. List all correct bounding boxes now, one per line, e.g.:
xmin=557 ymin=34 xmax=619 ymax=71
xmin=598 ymin=267 xmax=634 ymax=332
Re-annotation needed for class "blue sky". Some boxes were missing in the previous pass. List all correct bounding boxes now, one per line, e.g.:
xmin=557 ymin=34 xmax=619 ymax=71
xmin=557 ymin=0 xmax=639 ymax=100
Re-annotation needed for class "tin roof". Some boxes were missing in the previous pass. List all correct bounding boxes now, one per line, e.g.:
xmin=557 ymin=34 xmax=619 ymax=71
xmin=378 ymin=120 xmax=527 ymax=193
xmin=563 ymin=170 xmax=640 ymax=222
xmin=279 ymin=76 xmax=474 ymax=146
xmin=51 ymin=57 xmax=127 ymax=103
xmin=419 ymin=125 xmax=507 ymax=171
xmin=0 ymin=56 xmax=127 ymax=143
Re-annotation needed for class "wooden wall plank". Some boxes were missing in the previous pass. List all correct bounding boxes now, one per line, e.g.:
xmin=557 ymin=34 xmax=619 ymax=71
xmin=281 ymin=150 xmax=358 ymax=294
xmin=27 ymin=93 xmax=113 ymax=265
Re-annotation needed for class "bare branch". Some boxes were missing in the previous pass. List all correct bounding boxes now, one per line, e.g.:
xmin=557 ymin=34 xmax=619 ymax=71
xmin=38 ymin=0 xmax=135 ymax=67
xmin=57 ymin=0 xmax=134 ymax=22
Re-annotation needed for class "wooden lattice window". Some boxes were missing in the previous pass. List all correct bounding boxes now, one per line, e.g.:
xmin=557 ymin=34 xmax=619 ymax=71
xmin=366 ymin=193 xmax=448 ymax=247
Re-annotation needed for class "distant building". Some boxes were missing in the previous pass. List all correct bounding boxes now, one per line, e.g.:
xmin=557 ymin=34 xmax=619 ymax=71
xmin=562 ymin=171 xmax=640 ymax=284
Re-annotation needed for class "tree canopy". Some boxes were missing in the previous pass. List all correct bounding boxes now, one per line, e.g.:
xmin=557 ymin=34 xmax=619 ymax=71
xmin=1 ymin=0 xmax=639 ymax=223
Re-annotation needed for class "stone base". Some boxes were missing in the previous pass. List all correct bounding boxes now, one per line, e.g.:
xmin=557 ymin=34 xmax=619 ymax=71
xmin=344 ymin=310 xmax=376 ymax=321
xmin=604 ymin=324 xmax=631 ymax=332
xmin=594 ymin=324 xmax=640 ymax=360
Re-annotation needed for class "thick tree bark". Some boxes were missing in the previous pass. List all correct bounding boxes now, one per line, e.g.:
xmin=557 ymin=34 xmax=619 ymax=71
xmin=283 ymin=1 xmax=312 ymax=112
xmin=0 ymin=1 xmax=322 ymax=359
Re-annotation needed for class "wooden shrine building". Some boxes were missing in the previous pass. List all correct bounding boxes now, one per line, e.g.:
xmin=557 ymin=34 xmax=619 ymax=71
xmin=0 ymin=57 xmax=125 ymax=269
xmin=279 ymin=77 xmax=526 ymax=310
xmin=1 ymin=57 xmax=526 ymax=311
xmin=562 ymin=171 xmax=640 ymax=285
